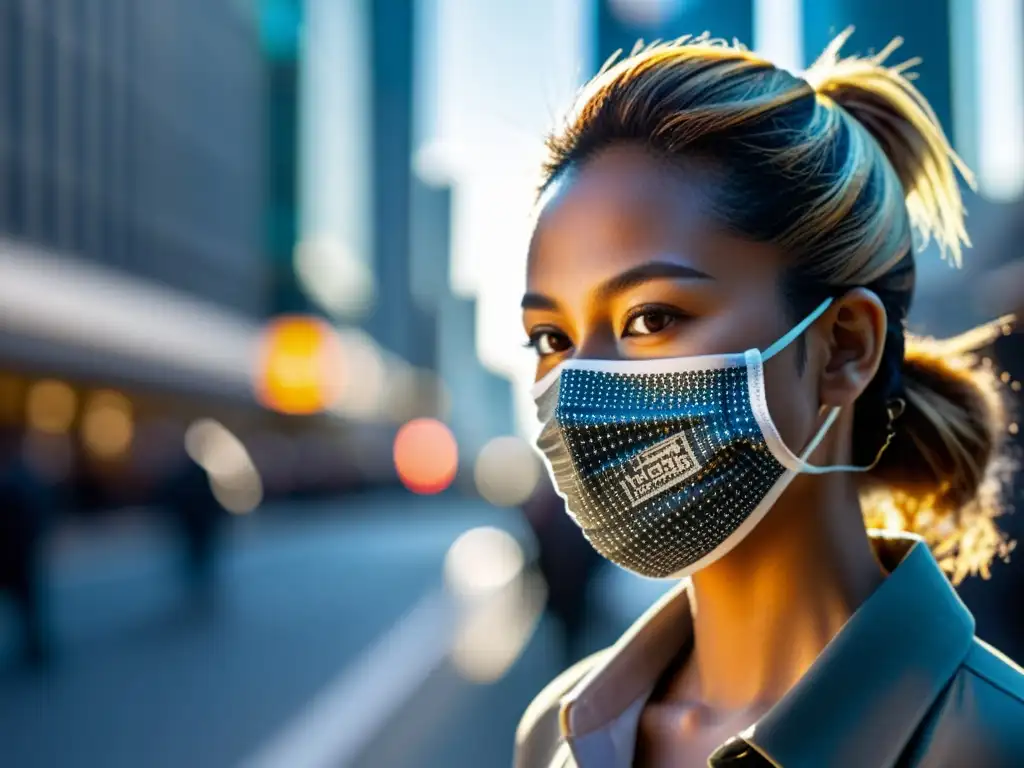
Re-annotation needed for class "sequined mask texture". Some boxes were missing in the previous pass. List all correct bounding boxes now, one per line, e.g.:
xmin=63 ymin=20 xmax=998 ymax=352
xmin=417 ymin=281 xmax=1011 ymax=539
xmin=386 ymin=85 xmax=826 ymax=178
xmin=536 ymin=365 xmax=787 ymax=578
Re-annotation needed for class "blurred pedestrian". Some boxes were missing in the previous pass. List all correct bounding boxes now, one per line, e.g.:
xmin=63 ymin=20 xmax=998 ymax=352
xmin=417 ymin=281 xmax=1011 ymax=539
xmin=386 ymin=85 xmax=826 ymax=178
xmin=0 ymin=428 xmax=54 ymax=666
xmin=521 ymin=476 xmax=604 ymax=667
xmin=162 ymin=449 xmax=226 ymax=606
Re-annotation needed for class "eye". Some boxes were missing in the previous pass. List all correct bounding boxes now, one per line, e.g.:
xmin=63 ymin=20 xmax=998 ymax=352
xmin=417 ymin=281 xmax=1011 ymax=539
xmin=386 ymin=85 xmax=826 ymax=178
xmin=525 ymin=329 xmax=572 ymax=357
xmin=623 ymin=306 xmax=683 ymax=337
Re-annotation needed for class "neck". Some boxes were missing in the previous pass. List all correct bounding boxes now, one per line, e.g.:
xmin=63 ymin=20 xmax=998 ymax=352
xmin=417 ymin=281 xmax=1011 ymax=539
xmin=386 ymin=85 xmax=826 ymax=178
xmin=677 ymin=474 xmax=885 ymax=712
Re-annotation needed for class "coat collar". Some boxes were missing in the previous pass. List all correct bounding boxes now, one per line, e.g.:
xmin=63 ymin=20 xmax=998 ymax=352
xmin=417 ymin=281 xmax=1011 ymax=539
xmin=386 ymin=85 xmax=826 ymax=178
xmin=558 ymin=532 xmax=976 ymax=768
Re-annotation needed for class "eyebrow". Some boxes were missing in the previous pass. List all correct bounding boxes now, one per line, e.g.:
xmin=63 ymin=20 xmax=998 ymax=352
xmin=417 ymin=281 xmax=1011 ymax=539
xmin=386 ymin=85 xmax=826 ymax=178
xmin=521 ymin=292 xmax=559 ymax=310
xmin=520 ymin=260 xmax=712 ymax=311
xmin=596 ymin=260 xmax=713 ymax=301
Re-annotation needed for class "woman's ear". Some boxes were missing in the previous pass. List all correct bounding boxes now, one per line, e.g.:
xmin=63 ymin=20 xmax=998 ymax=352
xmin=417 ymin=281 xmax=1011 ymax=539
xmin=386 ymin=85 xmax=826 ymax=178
xmin=818 ymin=288 xmax=887 ymax=408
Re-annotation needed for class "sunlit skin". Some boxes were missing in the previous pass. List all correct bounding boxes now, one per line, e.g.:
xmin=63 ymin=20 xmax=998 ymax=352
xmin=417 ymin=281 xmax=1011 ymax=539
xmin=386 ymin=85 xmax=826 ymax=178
xmin=523 ymin=146 xmax=891 ymax=767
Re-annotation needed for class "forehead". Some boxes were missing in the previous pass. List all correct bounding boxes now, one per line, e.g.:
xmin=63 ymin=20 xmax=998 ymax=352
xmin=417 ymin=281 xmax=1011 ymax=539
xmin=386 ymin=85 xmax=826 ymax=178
xmin=527 ymin=146 xmax=782 ymax=289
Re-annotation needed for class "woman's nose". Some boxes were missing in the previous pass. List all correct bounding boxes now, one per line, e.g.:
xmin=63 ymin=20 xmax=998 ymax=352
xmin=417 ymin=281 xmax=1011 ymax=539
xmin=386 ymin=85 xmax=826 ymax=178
xmin=573 ymin=329 xmax=622 ymax=362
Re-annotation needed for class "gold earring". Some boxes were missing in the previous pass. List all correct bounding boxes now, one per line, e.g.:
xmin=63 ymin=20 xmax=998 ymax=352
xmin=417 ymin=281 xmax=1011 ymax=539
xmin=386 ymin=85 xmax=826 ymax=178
xmin=866 ymin=397 xmax=907 ymax=470
xmin=886 ymin=397 xmax=906 ymax=427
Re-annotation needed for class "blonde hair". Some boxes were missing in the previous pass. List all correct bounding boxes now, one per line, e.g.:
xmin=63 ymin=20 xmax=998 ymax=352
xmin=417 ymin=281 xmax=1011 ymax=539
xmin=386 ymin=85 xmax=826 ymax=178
xmin=541 ymin=29 xmax=1015 ymax=582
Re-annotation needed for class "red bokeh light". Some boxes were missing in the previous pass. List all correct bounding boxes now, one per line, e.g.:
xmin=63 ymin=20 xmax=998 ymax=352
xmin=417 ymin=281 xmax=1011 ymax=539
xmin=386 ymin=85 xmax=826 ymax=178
xmin=393 ymin=418 xmax=458 ymax=494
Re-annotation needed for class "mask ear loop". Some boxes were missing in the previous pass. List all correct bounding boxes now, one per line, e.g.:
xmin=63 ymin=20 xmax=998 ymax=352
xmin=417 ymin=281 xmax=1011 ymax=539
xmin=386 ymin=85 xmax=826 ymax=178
xmin=762 ymin=297 xmax=906 ymax=475
xmin=761 ymin=297 xmax=834 ymax=362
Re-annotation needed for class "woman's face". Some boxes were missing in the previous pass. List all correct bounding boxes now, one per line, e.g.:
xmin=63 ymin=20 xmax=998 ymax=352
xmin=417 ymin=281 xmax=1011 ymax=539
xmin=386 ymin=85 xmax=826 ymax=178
xmin=523 ymin=146 xmax=823 ymax=457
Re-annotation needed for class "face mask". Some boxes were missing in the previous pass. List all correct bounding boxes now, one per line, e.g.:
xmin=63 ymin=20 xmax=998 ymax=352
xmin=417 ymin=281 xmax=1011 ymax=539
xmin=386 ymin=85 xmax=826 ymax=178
xmin=532 ymin=297 xmax=878 ymax=579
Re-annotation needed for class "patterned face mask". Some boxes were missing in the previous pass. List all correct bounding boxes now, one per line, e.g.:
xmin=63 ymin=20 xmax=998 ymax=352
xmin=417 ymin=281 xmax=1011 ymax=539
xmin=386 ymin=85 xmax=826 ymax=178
xmin=532 ymin=297 xmax=875 ymax=579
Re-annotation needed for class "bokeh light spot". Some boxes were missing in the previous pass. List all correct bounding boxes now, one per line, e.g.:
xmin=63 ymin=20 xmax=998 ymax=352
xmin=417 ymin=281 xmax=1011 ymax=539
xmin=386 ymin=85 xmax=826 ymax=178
xmin=26 ymin=379 xmax=77 ymax=434
xmin=443 ymin=526 xmax=525 ymax=599
xmin=185 ymin=419 xmax=263 ymax=514
xmin=81 ymin=390 xmax=133 ymax=459
xmin=393 ymin=418 xmax=458 ymax=494
xmin=256 ymin=315 xmax=346 ymax=415
xmin=474 ymin=435 xmax=541 ymax=507
xmin=608 ymin=0 xmax=686 ymax=26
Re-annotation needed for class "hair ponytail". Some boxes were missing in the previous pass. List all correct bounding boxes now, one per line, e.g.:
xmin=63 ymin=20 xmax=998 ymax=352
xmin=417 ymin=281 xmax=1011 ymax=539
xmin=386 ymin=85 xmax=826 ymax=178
xmin=804 ymin=28 xmax=1016 ymax=581
xmin=861 ymin=322 xmax=1016 ymax=583
xmin=804 ymin=27 xmax=974 ymax=268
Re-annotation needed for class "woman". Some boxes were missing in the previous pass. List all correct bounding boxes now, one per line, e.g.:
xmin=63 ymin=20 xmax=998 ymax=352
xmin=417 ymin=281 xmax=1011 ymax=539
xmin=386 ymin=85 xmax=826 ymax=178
xmin=514 ymin=30 xmax=1024 ymax=768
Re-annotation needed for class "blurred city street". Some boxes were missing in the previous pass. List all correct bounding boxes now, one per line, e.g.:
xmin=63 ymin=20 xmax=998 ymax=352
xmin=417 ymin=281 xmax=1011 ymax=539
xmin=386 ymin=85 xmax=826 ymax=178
xmin=1 ymin=2 xmax=1023 ymax=766
xmin=0 ymin=492 xmax=656 ymax=768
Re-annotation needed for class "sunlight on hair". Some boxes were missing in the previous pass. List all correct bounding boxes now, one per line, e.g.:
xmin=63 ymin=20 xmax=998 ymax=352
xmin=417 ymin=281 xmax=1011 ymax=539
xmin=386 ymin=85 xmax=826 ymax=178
xmin=865 ymin=496 xmax=998 ymax=585
xmin=805 ymin=27 xmax=975 ymax=270
xmin=862 ymin=466 xmax=1016 ymax=585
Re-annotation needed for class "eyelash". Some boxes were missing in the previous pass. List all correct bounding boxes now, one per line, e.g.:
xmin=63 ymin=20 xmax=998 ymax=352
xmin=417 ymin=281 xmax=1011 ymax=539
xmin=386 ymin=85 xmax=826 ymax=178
xmin=523 ymin=328 xmax=569 ymax=356
xmin=525 ymin=305 xmax=689 ymax=356
xmin=621 ymin=304 xmax=689 ymax=336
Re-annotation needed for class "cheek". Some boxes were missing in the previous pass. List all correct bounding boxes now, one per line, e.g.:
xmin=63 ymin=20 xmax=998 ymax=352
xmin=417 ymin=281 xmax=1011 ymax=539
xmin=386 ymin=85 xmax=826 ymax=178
xmin=761 ymin=345 xmax=821 ymax=452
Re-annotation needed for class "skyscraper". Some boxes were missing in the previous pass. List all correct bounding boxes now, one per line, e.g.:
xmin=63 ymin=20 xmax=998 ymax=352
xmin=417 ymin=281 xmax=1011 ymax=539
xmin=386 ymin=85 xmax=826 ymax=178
xmin=0 ymin=0 xmax=271 ymax=396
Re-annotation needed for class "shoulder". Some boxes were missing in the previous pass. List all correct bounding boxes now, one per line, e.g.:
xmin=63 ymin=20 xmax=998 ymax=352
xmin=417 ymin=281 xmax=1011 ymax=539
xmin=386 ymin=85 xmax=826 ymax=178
xmin=514 ymin=650 xmax=607 ymax=768
xmin=919 ymin=638 xmax=1024 ymax=765
xmin=960 ymin=637 xmax=1024 ymax=708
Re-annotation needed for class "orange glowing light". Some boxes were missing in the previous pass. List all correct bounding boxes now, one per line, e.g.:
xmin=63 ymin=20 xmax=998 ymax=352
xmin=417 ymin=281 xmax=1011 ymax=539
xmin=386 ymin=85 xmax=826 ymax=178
xmin=256 ymin=316 xmax=345 ymax=415
xmin=394 ymin=418 xmax=458 ymax=494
